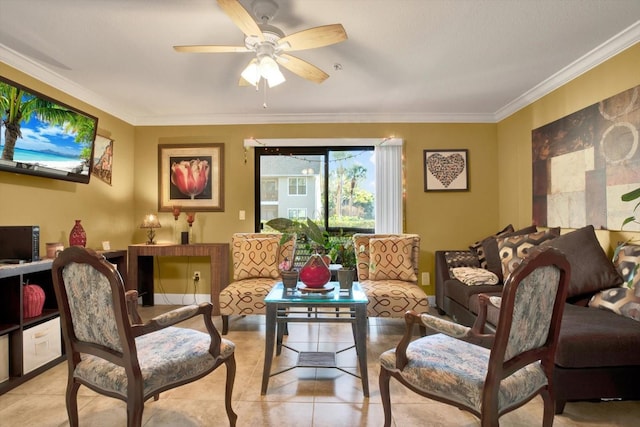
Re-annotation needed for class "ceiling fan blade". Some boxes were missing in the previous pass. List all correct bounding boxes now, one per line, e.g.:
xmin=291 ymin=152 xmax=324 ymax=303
xmin=173 ymin=45 xmax=250 ymax=53
xmin=217 ymin=0 xmax=264 ymax=41
xmin=277 ymin=54 xmax=329 ymax=84
xmin=279 ymin=24 xmax=347 ymax=51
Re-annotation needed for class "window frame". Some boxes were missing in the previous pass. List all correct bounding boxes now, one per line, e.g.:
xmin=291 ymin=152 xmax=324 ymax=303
xmin=254 ymin=146 xmax=375 ymax=234
xmin=287 ymin=176 xmax=307 ymax=196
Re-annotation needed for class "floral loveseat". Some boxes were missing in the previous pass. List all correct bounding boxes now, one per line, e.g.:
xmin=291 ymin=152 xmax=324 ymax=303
xmin=435 ymin=225 xmax=640 ymax=413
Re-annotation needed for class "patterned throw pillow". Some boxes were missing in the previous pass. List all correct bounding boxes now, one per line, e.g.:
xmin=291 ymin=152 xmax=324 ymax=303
xmin=451 ymin=267 xmax=499 ymax=286
xmin=369 ymin=237 xmax=417 ymax=281
xmin=232 ymin=236 xmax=280 ymax=280
xmin=589 ymin=288 xmax=640 ymax=322
xmin=444 ymin=251 xmax=480 ymax=278
xmin=496 ymin=229 xmax=560 ymax=280
xmin=483 ymin=225 xmax=538 ymax=278
xmin=613 ymin=243 xmax=640 ymax=295
xmin=469 ymin=224 xmax=514 ymax=269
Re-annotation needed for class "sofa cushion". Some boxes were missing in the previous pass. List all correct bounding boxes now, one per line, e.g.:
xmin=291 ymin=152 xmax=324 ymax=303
xmin=613 ymin=242 xmax=640 ymax=294
xmin=483 ymin=225 xmax=538 ymax=278
xmin=451 ymin=267 xmax=499 ymax=286
xmin=496 ymin=228 xmax=560 ymax=280
xmin=588 ymin=287 xmax=640 ymax=322
xmin=555 ymin=304 xmax=640 ymax=368
xmin=445 ymin=279 xmax=502 ymax=310
xmin=369 ymin=236 xmax=417 ymax=281
xmin=469 ymin=224 xmax=514 ymax=269
xmin=468 ymin=291 xmax=503 ymax=327
xmin=541 ymin=225 xmax=622 ymax=298
xmin=359 ymin=279 xmax=428 ymax=317
xmin=232 ymin=236 xmax=280 ymax=280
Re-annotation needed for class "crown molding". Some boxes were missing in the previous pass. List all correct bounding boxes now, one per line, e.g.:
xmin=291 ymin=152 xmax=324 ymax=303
xmin=0 ymin=44 xmax=139 ymax=124
xmin=2 ymin=20 xmax=639 ymax=126
xmin=494 ymin=20 xmax=640 ymax=122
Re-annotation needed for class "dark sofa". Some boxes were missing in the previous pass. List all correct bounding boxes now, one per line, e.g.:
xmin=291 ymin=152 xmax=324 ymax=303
xmin=435 ymin=225 xmax=640 ymax=413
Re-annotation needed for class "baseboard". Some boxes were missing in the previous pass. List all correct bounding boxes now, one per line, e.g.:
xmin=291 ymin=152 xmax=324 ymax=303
xmin=428 ymin=295 xmax=436 ymax=307
xmin=153 ymin=293 xmax=211 ymax=305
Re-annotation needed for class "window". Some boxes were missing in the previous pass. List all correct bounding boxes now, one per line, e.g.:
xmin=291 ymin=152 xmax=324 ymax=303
xmin=256 ymin=146 xmax=376 ymax=233
xmin=288 ymin=208 xmax=307 ymax=219
xmin=248 ymin=138 xmax=404 ymax=234
xmin=288 ymin=177 xmax=307 ymax=195
xmin=261 ymin=178 xmax=278 ymax=201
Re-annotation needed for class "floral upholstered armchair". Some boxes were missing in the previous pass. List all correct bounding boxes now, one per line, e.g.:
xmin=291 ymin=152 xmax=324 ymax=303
xmin=379 ymin=246 xmax=571 ymax=427
xmin=219 ymin=232 xmax=296 ymax=334
xmin=352 ymin=233 xmax=429 ymax=320
xmin=51 ymin=246 xmax=237 ymax=427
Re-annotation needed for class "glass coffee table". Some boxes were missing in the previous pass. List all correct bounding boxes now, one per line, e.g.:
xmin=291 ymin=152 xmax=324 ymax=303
xmin=261 ymin=281 xmax=370 ymax=397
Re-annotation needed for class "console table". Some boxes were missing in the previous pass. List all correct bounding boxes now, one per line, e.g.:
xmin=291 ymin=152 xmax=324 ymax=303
xmin=127 ymin=243 xmax=229 ymax=315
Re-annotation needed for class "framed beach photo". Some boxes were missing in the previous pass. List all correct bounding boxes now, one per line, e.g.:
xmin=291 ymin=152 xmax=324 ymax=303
xmin=92 ymin=135 xmax=114 ymax=185
xmin=423 ymin=149 xmax=469 ymax=191
xmin=158 ymin=143 xmax=225 ymax=212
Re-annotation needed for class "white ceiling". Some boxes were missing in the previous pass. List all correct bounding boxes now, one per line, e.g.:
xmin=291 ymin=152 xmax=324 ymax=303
xmin=0 ymin=0 xmax=639 ymax=126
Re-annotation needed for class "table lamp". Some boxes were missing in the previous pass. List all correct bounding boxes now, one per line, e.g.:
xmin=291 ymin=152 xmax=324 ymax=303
xmin=140 ymin=214 xmax=161 ymax=244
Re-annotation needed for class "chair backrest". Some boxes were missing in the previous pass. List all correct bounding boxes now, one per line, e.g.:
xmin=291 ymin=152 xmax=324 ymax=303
xmin=52 ymin=246 xmax=136 ymax=368
xmin=486 ymin=246 xmax=570 ymax=388
xmin=231 ymin=233 xmax=296 ymax=280
xmin=352 ymin=234 xmax=420 ymax=282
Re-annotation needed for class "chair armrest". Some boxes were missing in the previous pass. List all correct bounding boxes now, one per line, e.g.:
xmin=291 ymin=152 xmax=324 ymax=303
xmin=131 ymin=302 xmax=224 ymax=357
xmin=467 ymin=294 xmax=498 ymax=348
xmin=395 ymin=307 xmax=497 ymax=370
xmin=419 ymin=313 xmax=472 ymax=337
xmin=125 ymin=290 xmax=143 ymax=325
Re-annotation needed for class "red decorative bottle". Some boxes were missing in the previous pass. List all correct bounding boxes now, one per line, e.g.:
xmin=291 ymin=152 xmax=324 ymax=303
xmin=69 ymin=220 xmax=87 ymax=247
xmin=299 ymin=253 xmax=331 ymax=288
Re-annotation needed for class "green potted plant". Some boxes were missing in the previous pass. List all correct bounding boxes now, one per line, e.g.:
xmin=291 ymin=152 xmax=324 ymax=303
xmin=266 ymin=217 xmax=332 ymax=266
xmin=622 ymin=187 xmax=640 ymax=228
xmin=334 ymin=240 xmax=357 ymax=289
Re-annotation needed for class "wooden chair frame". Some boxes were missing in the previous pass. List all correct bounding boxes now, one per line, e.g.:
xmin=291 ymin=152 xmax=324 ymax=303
xmin=52 ymin=246 xmax=237 ymax=427
xmin=380 ymin=246 xmax=571 ymax=427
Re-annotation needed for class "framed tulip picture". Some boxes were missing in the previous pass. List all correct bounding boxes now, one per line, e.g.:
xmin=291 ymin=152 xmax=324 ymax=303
xmin=158 ymin=143 xmax=225 ymax=212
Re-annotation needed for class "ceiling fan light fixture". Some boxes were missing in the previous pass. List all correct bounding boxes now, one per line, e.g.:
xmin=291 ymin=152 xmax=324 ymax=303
xmin=241 ymin=61 xmax=260 ymax=86
xmin=266 ymin=67 xmax=285 ymax=88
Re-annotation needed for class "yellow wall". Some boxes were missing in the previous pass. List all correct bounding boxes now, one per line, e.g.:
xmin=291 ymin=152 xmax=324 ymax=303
xmin=2 ymin=42 xmax=637 ymax=298
xmin=134 ymin=123 xmax=498 ymax=295
xmin=497 ymin=43 xmax=640 ymax=252
xmin=0 ymin=63 xmax=136 ymax=251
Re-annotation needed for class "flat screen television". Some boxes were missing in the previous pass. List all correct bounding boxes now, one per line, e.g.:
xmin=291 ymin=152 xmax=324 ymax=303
xmin=0 ymin=76 xmax=98 ymax=184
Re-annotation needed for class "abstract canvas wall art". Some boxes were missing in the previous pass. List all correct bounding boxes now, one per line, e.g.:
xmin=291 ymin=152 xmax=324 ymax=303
xmin=532 ymin=85 xmax=640 ymax=231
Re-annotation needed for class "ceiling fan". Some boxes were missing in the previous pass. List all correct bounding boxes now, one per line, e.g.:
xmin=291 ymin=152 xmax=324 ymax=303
xmin=173 ymin=0 xmax=348 ymax=88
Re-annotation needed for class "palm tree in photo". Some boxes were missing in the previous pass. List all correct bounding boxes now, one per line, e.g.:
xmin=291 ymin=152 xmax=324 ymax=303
xmin=345 ymin=164 xmax=367 ymax=215
xmin=0 ymin=81 xmax=94 ymax=161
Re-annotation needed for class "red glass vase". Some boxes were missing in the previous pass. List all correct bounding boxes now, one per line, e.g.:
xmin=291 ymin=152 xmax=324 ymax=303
xmin=299 ymin=254 xmax=331 ymax=288
xmin=69 ymin=220 xmax=87 ymax=247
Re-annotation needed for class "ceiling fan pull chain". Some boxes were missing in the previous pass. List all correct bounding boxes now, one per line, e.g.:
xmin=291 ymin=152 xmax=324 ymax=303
xmin=263 ymin=79 xmax=268 ymax=109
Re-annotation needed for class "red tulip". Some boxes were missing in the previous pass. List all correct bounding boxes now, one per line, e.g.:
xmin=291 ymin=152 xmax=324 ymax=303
xmin=171 ymin=159 xmax=209 ymax=199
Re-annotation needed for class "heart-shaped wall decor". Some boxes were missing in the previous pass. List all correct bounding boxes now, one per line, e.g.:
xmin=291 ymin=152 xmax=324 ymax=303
xmin=427 ymin=153 xmax=465 ymax=188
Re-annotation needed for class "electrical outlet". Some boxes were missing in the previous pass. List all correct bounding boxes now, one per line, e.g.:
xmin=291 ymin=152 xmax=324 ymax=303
xmin=193 ymin=271 xmax=201 ymax=281
xmin=421 ymin=272 xmax=430 ymax=285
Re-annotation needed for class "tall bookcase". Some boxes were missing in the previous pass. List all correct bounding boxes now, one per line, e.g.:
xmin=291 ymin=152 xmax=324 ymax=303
xmin=0 ymin=250 xmax=126 ymax=395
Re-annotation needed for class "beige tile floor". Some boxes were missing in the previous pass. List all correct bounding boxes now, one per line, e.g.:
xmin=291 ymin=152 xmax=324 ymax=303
xmin=1 ymin=305 xmax=639 ymax=426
